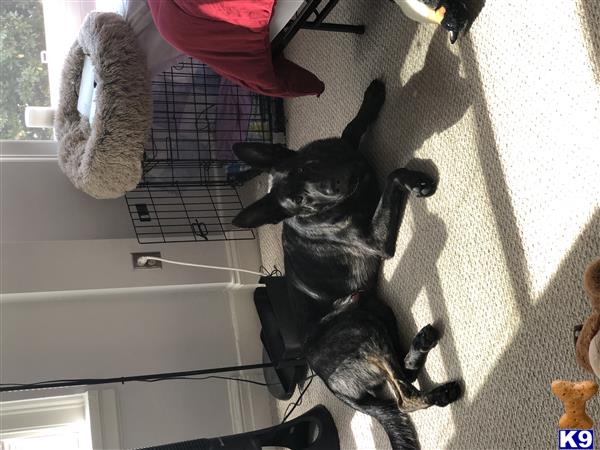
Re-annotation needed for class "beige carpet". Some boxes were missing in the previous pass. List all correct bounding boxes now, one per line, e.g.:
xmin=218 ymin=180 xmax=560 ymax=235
xmin=245 ymin=1 xmax=600 ymax=448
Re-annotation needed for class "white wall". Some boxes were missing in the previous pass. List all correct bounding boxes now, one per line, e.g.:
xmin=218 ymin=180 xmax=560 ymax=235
xmin=1 ymin=142 xmax=273 ymax=446
xmin=0 ymin=142 xmax=264 ymax=293
xmin=1 ymin=238 xmax=264 ymax=294
xmin=1 ymin=154 xmax=133 ymax=242
xmin=1 ymin=239 xmax=236 ymax=294
xmin=0 ymin=285 xmax=272 ymax=449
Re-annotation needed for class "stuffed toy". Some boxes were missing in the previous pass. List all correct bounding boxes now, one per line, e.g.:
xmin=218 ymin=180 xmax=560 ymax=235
xmin=390 ymin=0 xmax=469 ymax=43
xmin=575 ymin=258 xmax=600 ymax=376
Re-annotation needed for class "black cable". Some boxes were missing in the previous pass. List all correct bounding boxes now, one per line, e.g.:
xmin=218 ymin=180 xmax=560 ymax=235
xmin=0 ymin=375 xmax=274 ymax=389
xmin=259 ymin=264 xmax=283 ymax=277
xmin=0 ymin=375 xmax=277 ymax=391
xmin=0 ymin=375 xmax=276 ymax=390
xmin=0 ymin=362 xmax=278 ymax=393
xmin=281 ymin=371 xmax=316 ymax=423
xmin=140 ymin=375 xmax=280 ymax=387
xmin=0 ymin=366 xmax=316 ymax=394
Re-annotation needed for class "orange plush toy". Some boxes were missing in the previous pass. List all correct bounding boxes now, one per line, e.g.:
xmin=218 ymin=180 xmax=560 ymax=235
xmin=552 ymin=380 xmax=598 ymax=429
xmin=575 ymin=258 xmax=600 ymax=376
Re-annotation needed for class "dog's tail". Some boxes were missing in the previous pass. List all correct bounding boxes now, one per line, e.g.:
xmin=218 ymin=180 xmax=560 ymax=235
xmin=362 ymin=403 xmax=419 ymax=450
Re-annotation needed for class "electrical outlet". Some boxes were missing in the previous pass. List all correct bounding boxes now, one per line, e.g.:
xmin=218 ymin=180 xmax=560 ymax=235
xmin=132 ymin=252 xmax=162 ymax=269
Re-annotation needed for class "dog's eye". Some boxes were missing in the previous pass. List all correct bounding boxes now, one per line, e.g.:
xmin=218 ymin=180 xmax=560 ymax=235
xmin=294 ymin=195 xmax=304 ymax=204
xmin=296 ymin=167 xmax=304 ymax=175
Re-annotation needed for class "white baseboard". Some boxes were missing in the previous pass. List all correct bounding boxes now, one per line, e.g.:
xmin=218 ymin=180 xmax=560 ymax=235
xmin=224 ymin=245 xmax=275 ymax=434
xmin=226 ymin=289 xmax=276 ymax=433
xmin=224 ymin=239 xmax=264 ymax=286
xmin=226 ymin=377 xmax=258 ymax=434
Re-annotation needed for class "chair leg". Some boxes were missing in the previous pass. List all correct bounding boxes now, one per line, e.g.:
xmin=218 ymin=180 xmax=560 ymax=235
xmin=300 ymin=22 xmax=365 ymax=34
xmin=271 ymin=0 xmax=365 ymax=56
xmin=138 ymin=405 xmax=339 ymax=450
xmin=257 ymin=405 xmax=340 ymax=450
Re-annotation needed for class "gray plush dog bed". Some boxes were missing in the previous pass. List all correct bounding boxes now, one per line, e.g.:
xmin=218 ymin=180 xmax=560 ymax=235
xmin=55 ymin=12 xmax=152 ymax=199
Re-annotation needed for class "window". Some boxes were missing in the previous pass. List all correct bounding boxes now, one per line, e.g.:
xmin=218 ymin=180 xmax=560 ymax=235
xmin=0 ymin=391 xmax=120 ymax=450
xmin=0 ymin=1 xmax=52 ymax=140
xmin=2 ymin=426 xmax=89 ymax=450
xmin=0 ymin=1 xmax=126 ymax=141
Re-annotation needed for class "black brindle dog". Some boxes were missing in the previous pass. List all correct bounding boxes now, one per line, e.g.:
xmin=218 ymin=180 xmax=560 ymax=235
xmin=233 ymin=80 xmax=461 ymax=450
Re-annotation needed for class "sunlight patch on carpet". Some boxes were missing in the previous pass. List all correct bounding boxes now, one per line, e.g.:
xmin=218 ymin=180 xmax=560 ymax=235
xmin=381 ymin=207 xmax=415 ymax=284
xmin=350 ymin=411 xmax=377 ymax=450
xmin=469 ymin=0 xmax=600 ymax=301
xmin=412 ymin=404 xmax=456 ymax=450
xmin=410 ymin=287 xmax=434 ymax=329
xmin=425 ymin=107 xmax=522 ymax=402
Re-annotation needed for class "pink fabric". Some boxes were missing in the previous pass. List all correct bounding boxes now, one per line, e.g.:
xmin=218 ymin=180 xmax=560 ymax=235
xmin=147 ymin=0 xmax=325 ymax=98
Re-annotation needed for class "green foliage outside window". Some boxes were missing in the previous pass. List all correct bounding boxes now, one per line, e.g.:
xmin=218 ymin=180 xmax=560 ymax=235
xmin=0 ymin=0 xmax=53 ymax=140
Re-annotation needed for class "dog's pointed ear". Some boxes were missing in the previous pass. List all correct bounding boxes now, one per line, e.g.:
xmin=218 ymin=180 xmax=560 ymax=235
xmin=233 ymin=143 xmax=295 ymax=170
xmin=232 ymin=193 xmax=292 ymax=228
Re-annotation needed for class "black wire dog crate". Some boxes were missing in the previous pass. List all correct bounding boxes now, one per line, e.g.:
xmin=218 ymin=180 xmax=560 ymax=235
xmin=126 ymin=58 xmax=285 ymax=244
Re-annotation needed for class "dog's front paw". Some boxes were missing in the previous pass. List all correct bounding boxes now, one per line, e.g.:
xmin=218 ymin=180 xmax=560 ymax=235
xmin=389 ymin=169 xmax=436 ymax=197
xmin=426 ymin=381 xmax=463 ymax=407
xmin=414 ymin=324 xmax=440 ymax=352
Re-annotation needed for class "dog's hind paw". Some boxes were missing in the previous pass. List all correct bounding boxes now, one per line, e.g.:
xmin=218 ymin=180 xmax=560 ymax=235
xmin=426 ymin=381 xmax=463 ymax=407
xmin=409 ymin=173 xmax=436 ymax=197
xmin=412 ymin=181 xmax=434 ymax=197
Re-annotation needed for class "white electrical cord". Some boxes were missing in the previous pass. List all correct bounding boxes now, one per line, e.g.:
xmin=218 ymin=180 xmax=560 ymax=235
xmin=137 ymin=256 xmax=265 ymax=277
